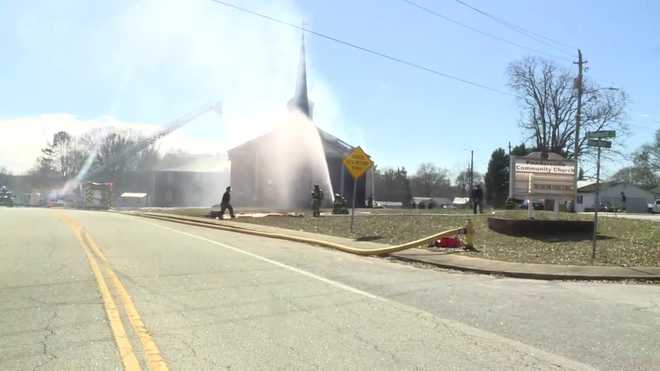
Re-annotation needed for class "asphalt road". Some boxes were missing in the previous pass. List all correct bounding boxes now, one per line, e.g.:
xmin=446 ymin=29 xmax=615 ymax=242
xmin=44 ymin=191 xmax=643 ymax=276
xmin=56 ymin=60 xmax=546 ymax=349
xmin=595 ymin=212 xmax=660 ymax=222
xmin=1 ymin=208 xmax=658 ymax=370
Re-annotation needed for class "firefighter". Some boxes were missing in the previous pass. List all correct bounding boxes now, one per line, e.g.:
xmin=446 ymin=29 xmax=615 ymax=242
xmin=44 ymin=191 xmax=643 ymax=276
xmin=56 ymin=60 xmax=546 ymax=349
xmin=220 ymin=186 xmax=235 ymax=219
xmin=620 ymin=191 xmax=627 ymax=212
xmin=311 ymin=184 xmax=324 ymax=217
xmin=470 ymin=184 xmax=483 ymax=214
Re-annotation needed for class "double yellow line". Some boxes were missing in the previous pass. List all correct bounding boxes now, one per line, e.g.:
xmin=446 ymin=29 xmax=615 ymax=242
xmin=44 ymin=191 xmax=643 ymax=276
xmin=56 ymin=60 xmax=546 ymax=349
xmin=58 ymin=211 xmax=169 ymax=371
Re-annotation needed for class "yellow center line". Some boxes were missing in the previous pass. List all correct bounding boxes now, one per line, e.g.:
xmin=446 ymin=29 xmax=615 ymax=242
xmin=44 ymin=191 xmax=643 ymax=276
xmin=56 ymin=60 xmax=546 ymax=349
xmin=57 ymin=211 xmax=141 ymax=371
xmin=58 ymin=210 xmax=170 ymax=371
xmin=82 ymin=229 xmax=170 ymax=371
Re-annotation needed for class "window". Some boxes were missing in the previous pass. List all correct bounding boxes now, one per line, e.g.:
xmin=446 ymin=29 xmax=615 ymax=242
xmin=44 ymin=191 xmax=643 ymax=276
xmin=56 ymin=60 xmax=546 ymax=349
xmin=577 ymin=195 xmax=583 ymax=204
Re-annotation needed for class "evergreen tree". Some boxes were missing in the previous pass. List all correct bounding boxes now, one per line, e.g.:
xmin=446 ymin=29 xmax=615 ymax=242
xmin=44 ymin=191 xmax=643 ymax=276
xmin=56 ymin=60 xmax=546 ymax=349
xmin=485 ymin=148 xmax=508 ymax=207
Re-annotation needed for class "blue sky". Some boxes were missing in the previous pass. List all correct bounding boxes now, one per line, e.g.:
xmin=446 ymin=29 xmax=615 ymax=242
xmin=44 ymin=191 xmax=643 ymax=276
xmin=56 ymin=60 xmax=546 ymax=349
xmin=1 ymin=0 xmax=658 ymax=178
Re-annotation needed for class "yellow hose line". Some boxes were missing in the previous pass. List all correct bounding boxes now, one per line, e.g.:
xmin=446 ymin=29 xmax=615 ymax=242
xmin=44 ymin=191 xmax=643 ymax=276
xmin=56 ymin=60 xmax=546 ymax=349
xmin=135 ymin=212 xmax=464 ymax=256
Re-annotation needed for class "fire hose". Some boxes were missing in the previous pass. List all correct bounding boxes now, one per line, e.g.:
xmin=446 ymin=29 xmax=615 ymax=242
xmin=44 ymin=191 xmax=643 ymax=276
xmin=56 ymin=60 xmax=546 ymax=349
xmin=132 ymin=212 xmax=475 ymax=256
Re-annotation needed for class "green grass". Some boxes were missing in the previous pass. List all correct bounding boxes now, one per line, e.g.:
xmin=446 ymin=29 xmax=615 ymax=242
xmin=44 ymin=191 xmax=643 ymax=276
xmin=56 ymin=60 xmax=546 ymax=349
xmin=231 ymin=210 xmax=659 ymax=267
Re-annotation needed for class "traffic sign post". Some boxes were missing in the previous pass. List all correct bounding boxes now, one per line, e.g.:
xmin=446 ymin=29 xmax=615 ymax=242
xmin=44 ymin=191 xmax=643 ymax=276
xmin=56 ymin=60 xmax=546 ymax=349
xmin=342 ymin=147 xmax=374 ymax=232
xmin=587 ymin=131 xmax=615 ymax=261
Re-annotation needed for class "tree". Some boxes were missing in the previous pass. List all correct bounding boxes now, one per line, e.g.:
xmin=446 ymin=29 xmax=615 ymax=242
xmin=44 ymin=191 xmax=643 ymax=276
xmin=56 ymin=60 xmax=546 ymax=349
xmin=397 ymin=167 xmax=414 ymax=207
xmin=0 ymin=166 xmax=10 ymax=186
xmin=610 ymin=131 xmax=660 ymax=189
xmin=373 ymin=166 xmax=413 ymax=205
xmin=410 ymin=163 xmax=451 ymax=197
xmin=91 ymin=133 xmax=136 ymax=181
xmin=32 ymin=131 xmax=90 ymax=179
xmin=485 ymin=148 xmax=508 ymax=207
xmin=511 ymin=143 xmax=531 ymax=157
xmin=135 ymin=145 xmax=161 ymax=172
xmin=640 ymin=129 xmax=660 ymax=172
xmin=508 ymin=57 xmax=627 ymax=159
xmin=455 ymin=170 xmax=483 ymax=196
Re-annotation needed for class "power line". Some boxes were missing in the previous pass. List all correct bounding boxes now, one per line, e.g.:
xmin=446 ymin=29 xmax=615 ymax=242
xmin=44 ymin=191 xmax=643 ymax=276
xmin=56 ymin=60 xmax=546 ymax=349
xmin=208 ymin=0 xmax=513 ymax=96
xmin=453 ymin=0 xmax=575 ymax=54
xmin=398 ymin=0 xmax=572 ymax=63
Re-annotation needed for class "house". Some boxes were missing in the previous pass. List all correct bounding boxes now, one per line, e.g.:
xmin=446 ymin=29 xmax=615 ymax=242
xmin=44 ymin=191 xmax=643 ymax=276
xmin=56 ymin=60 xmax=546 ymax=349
xmin=576 ymin=182 xmax=655 ymax=213
xmin=151 ymin=169 xmax=228 ymax=207
xmin=104 ymin=154 xmax=229 ymax=207
xmin=651 ymin=186 xmax=660 ymax=198
xmin=227 ymin=36 xmax=373 ymax=209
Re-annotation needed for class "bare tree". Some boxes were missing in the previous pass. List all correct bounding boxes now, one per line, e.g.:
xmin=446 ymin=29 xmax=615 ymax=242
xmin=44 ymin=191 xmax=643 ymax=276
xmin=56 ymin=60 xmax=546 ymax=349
xmin=454 ymin=170 xmax=483 ymax=196
xmin=610 ymin=129 xmax=660 ymax=189
xmin=508 ymin=57 xmax=627 ymax=159
xmin=31 ymin=131 xmax=90 ymax=179
xmin=410 ymin=163 xmax=451 ymax=197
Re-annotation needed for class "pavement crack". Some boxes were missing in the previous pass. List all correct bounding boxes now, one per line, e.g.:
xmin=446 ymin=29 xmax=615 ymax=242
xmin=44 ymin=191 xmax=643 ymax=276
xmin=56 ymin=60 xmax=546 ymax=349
xmin=32 ymin=310 xmax=59 ymax=371
xmin=180 ymin=338 xmax=198 ymax=358
xmin=271 ymin=290 xmax=405 ymax=368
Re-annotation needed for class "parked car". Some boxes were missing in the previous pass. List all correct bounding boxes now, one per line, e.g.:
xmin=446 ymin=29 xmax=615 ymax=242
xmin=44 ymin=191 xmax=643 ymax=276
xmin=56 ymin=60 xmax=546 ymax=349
xmin=520 ymin=200 xmax=544 ymax=210
xmin=649 ymin=199 xmax=660 ymax=213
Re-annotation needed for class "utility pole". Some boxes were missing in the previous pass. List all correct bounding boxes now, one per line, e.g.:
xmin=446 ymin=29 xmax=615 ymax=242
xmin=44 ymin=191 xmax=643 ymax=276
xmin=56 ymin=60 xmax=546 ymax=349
xmin=469 ymin=150 xmax=474 ymax=190
xmin=573 ymin=49 xmax=586 ymax=212
xmin=508 ymin=141 xmax=512 ymax=156
xmin=592 ymin=144 xmax=601 ymax=260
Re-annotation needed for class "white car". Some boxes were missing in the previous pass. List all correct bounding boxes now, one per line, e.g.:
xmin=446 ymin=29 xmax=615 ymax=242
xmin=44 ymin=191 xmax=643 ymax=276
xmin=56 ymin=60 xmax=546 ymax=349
xmin=649 ymin=199 xmax=660 ymax=213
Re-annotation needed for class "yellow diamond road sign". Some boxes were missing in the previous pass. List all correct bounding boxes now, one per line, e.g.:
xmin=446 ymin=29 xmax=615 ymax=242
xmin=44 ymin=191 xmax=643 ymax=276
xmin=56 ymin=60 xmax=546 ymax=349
xmin=342 ymin=146 xmax=373 ymax=179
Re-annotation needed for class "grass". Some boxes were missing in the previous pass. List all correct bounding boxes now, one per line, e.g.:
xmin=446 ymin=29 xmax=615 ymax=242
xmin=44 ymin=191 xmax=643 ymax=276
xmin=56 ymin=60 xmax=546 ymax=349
xmin=231 ymin=209 xmax=660 ymax=267
xmin=146 ymin=206 xmax=659 ymax=267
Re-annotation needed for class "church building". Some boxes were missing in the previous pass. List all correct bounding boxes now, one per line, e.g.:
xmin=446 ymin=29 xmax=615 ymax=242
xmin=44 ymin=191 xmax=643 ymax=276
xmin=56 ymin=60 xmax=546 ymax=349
xmin=227 ymin=37 xmax=373 ymax=209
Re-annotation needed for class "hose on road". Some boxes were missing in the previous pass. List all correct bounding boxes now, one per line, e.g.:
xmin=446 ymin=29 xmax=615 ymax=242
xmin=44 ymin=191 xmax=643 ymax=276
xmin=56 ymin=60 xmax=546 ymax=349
xmin=131 ymin=212 xmax=468 ymax=256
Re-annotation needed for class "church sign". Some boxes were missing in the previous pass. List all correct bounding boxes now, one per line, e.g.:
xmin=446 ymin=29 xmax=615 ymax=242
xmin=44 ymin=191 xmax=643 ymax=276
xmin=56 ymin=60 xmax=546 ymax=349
xmin=509 ymin=154 xmax=576 ymax=200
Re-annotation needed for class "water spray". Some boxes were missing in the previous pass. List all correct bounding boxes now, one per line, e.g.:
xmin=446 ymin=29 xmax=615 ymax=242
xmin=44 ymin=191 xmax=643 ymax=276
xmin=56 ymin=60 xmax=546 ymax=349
xmin=59 ymin=101 xmax=223 ymax=195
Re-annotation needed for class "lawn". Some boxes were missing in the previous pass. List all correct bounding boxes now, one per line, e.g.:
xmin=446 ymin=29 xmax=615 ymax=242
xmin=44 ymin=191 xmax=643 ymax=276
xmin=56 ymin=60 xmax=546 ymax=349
xmin=230 ymin=209 xmax=659 ymax=267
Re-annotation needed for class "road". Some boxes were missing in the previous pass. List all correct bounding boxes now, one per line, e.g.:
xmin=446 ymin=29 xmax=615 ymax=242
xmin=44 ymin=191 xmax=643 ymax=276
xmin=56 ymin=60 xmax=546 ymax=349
xmin=1 ymin=208 xmax=658 ymax=370
xmin=595 ymin=212 xmax=660 ymax=222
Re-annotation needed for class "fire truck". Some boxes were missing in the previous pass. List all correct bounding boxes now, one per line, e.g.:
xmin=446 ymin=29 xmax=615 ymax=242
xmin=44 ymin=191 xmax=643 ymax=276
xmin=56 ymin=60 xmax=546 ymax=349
xmin=81 ymin=182 xmax=112 ymax=210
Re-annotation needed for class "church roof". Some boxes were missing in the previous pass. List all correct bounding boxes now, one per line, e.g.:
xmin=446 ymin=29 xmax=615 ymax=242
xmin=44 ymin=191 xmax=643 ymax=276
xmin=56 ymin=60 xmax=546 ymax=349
xmin=227 ymin=126 xmax=354 ymax=160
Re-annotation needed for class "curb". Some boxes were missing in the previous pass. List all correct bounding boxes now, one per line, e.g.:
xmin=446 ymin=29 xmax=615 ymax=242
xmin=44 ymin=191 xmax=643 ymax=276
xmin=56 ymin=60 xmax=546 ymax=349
xmin=131 ymin=212 xmax=464 ymax=256
xmin=388 ymin=254 xmax=660 ymax=282
xmin=127 ymin=211 xmax=660 ymax=282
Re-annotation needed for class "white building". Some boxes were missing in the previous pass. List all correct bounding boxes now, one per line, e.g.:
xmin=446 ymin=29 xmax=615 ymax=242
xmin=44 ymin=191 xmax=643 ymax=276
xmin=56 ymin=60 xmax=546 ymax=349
xmin=576 ymin=182 xmax=655 ymax=213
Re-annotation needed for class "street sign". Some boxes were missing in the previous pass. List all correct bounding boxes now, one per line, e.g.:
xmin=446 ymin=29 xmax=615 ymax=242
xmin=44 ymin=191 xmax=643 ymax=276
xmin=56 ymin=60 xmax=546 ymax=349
xmin=342 ymin=146 xmax=373 ymax=232
xmin=342 ymin=147 xmax=373 ymax=179
xmin=588 ymin=139 xmax=612 ymax=148
xmin=586 ymin=130 xmax=616 ymax=139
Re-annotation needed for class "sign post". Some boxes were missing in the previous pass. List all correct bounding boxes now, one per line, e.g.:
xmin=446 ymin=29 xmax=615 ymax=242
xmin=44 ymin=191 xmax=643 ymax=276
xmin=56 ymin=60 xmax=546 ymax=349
xmin=587 ymin=130 xmax=615 ymax=260
xmin=342 ymin=147 xmax=374 ymax=232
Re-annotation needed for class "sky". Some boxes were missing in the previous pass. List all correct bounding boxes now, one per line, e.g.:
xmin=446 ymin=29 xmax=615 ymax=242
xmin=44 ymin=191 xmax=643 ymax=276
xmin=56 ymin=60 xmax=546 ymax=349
xmin=1 ymin=0 xmax=658 ymax=179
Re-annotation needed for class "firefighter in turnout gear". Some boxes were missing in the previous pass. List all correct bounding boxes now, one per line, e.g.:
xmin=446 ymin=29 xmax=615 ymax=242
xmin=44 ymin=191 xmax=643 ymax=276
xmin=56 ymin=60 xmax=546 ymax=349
xmin=220 ymin=186 xmax=235 ymax=219
xmin=311 ymin=185 xmax=324 ymax=217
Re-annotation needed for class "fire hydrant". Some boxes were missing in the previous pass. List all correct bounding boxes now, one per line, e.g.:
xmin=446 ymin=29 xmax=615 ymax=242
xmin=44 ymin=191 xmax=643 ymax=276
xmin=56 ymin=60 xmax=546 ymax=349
xmin=463 ymin=219 xmax=475 ymax=249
